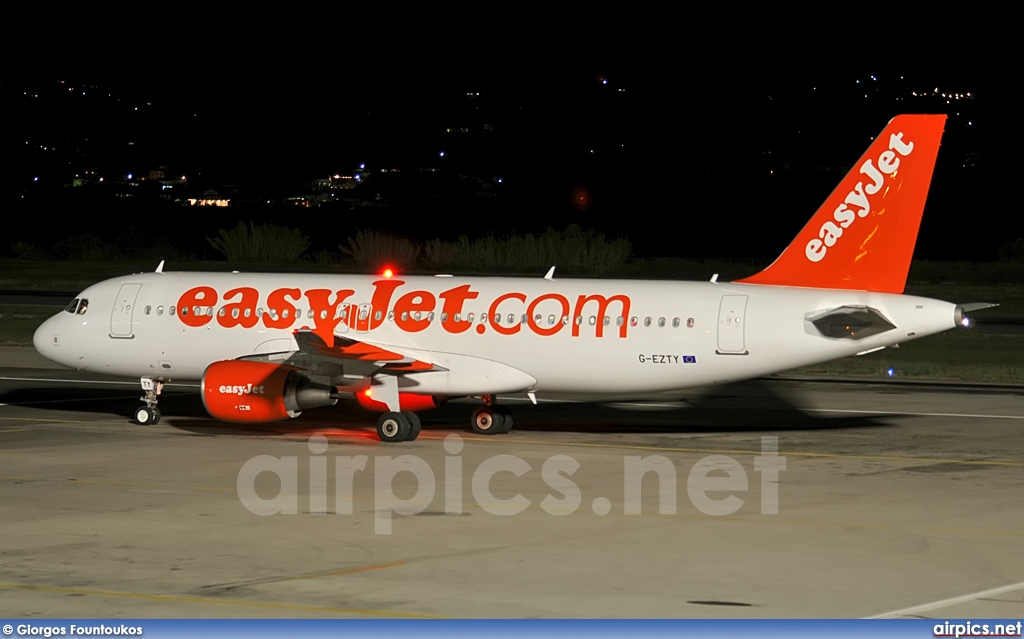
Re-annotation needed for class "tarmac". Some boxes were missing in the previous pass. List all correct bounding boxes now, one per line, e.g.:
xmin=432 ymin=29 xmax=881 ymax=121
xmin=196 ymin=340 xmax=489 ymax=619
xmin=1 ymin=346 xmax=1022 ymax=618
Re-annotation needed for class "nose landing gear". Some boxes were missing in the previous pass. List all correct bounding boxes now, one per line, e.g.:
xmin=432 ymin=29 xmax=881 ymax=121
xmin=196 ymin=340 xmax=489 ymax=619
xmin=135 ymin=377 xmax=164 ymax=425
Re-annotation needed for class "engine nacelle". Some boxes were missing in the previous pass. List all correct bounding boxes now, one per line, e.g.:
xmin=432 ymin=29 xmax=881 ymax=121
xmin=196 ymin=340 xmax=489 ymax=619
xmin=355 ymin=389 xmax=443 ymax=413
xmin=201 ymin=360 xmax=338 ymax=423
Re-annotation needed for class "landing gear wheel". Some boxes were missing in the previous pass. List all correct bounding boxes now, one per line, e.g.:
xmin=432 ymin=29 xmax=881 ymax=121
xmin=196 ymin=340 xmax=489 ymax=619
xmin=403 ymin=411 xmax=422 ymax=441
xmin=494 ymin=406 xmax=513 ymax=434
xmin=377 ymin=412 xmax=411 ymax=443
xmin=134 ymin=405 xmax=159 ymax=425
xmin=472 ymin=406 xmax=505 ymax=435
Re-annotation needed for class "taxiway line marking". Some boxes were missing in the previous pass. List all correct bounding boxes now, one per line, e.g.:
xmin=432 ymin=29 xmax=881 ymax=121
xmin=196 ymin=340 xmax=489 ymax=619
xmin=0 ymin=375 xmax=198 ymax=388
xmin=805 ymin=407 xmax=1024 ymax=420
xmin=462 ymin=435 xmax=1024 ymax=467
xmin=0 ymin=582 xmax=441 ymax=618
xmin=867 ymin=579 xmax=1024 ymax=618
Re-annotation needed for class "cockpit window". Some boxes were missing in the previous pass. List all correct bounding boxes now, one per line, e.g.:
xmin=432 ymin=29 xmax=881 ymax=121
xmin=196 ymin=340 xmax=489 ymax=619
xmin=64 ymin=298 xmax=89 ymax=315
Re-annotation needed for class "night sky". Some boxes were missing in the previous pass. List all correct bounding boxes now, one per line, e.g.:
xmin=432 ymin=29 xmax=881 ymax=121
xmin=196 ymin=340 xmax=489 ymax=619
xmin=5 ymin=46 xmax=1003 ymax=262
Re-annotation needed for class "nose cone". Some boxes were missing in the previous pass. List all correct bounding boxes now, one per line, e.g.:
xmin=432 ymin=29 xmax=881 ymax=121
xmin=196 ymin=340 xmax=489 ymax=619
xmin=33 ymin=315 xmax=61 ymax=364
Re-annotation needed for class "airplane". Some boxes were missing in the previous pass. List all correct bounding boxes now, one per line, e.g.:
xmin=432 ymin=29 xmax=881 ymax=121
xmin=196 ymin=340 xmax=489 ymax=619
xmin=33 ymin=114 xmax=991 ymax=442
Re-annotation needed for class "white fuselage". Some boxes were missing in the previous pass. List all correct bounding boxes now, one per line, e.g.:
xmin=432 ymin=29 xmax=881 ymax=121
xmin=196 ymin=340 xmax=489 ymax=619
xmin=33 ymin=271 xmax=958 ymax=398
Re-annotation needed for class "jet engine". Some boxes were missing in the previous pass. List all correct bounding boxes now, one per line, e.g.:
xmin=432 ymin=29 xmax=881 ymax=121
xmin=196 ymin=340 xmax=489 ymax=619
xmin=201 ymin=360 xmax=338 ymax=423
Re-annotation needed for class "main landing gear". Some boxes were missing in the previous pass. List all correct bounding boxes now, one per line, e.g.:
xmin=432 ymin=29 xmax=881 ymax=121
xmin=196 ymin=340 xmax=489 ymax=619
xmin=135 ymin=377 xmax=163 ymax=425
xmin=471 ymin=394 xmax=513 ymax=435
xmin=376 ymin=411 xmax=422 ymax=443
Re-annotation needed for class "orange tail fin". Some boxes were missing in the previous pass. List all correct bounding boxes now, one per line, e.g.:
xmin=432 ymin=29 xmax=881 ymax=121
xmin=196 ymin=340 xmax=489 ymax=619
xmin=737 ymin=114 xmax=946 ymax=293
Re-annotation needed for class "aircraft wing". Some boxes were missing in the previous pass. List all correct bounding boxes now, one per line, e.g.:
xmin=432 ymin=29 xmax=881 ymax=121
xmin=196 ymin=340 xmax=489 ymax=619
xmin=239 ymin=329 xmax=535 ymax=398
xmin=292 ymin=329 xmax=443 ymax=373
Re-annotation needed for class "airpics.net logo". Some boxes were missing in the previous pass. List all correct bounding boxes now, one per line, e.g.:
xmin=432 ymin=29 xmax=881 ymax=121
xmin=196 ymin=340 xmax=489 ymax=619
xmin=236 ymin=435 xmax=787 ymax=534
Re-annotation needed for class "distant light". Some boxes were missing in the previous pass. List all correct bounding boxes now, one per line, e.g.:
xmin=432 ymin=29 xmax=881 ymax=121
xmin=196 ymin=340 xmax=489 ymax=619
xmin=439 ymin=151 xmax=445 ymax=157
xmin=871 ymin=75 xmax=877 ymax=81
xmin=33 ymin=177 xmax=38 ymax=182
xmin=359 ymin=163 xmax=365 ymax=170
xmin=602 ymin=79 xmax=608 ymax=85
xmin=886 ymin=368 xmax=895 ymax=377
xmin=127 ymin=173 xmax=132 ymax=180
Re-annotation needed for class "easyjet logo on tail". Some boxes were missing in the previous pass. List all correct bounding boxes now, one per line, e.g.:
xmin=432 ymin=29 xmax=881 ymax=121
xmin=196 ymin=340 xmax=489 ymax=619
xmin=176 ymin=280 xmax=632 ymax=345
xmin=805 ymin=131 xmax=916 ymax=263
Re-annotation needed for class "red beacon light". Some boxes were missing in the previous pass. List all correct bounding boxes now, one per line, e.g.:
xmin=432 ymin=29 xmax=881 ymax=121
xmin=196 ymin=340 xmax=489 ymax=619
xmin=381 ymin=267 xmax=395 ymax=278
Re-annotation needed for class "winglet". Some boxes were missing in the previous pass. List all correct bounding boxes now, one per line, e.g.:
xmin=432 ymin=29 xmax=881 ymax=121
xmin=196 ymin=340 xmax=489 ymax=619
xmin=737 ymin=115 xmax=946 ymax=294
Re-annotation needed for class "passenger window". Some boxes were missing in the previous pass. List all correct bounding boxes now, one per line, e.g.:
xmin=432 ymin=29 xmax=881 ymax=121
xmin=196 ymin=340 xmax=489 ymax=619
xmin=169 ymin=305 xmax=176 ymax=316
xmin=574 ymin=316 xmax=582 ymax=326
xmin=414 ymin=311 xmax=422 ymax=321
xmin=658 ymin=317 xmax=666 ymax=328
xmin=589 ymin=316 xmax=596 ymax=326
xmin=157 ymin=306 xmax=164 ymax=316
xmin=616 ymin=316 xmax=624 ymax=326
xmin=232 ymin=308 xmax=240 ymax=319
xmin=687 ymin=317 xmax=694 ymax=328
xmin=144 ymin=306 xmax=152 ymax=315
xmin=508 ymin=313 xmax=515 ymax=324
xmin=603 ymin=316 xmax=610 ymax=326
xmin=218 ymin=307 xmax=226 ymax=317
xmin=672 ymin=317 xmax=680 ymax=328
xmin=375 ymin=310 xmax=383 ymax=321
xmin=644 ymin=317 xmax=652 ymax=327
xmin=441 ymin=312 xmax=449 ymax=322
xmin=547 ymin=314 xmax=555 ymax=325
xmin=428 ymin=312 xmax=435 ymax=322
xmin=401 ymin=312 xmax=409 ymax=321
xmin=630 ymin=316 xmax=637 ymax=327
xmin=467 ymin=312 xmax=475 ymax=322
xmin=181 ymin=306 xmax=189 ymax=316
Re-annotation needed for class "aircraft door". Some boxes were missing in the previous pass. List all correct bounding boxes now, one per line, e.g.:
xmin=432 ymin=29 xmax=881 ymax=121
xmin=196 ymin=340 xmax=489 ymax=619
xmin=716 ymin=294 xmax=748 ymax=354
xmin=110 ymin=283 xmax=142 ymax=338
xmin=355 ymin=303 xmax=373 ymax=333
